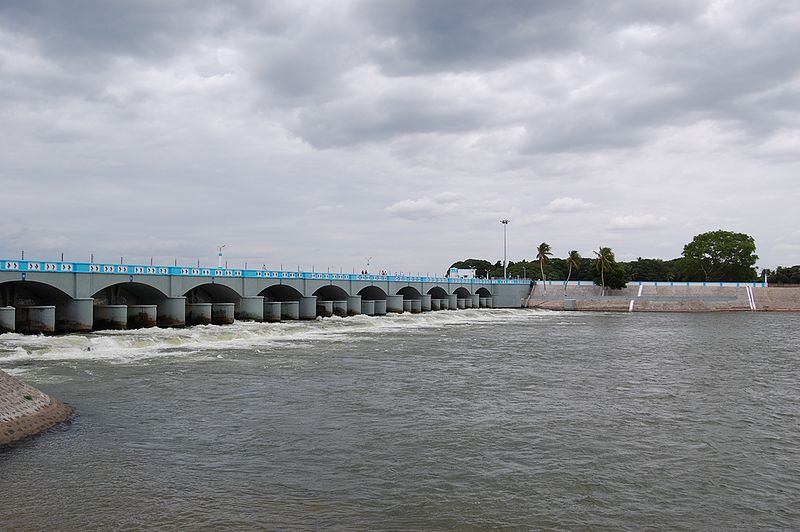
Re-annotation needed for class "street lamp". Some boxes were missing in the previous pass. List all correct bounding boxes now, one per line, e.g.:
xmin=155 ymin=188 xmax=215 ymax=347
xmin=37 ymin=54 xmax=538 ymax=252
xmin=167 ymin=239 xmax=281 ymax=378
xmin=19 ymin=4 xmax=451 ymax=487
xmin=217 ymin=244 xmax=226 ymax=268
xmin=501 ymin=219 xmax=509 ymax=279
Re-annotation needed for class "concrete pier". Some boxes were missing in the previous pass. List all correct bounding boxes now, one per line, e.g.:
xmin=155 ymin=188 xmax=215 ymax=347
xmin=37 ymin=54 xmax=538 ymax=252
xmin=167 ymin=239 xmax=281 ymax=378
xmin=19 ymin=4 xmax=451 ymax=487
xmin=16 ymin=306 xmax=56 ymax=334
xmin=448 ymin=294 xmax=458 ymax=310
xmin=479 ymin=297 xmax=488 ymax=308
xmin=332 ymin=300 xmax=348 ymax=318
xmin=402 ymin=300 xmax=412 ymax=312
xmin=56 ymin=298 xmax=93 ymax=333
xmin=127 ymin=305 xmax=157 ymax=328
xmin=0 ymin=307 xmax=15 ymax=333
xmin=386 ymin=295 xmax=404 ymax=314
xmin=317 ymin=300 xmax=334 ymax=318
xmin=185 ymin=303 xmax=212 ymax=326
xmin=237 ymin=296 xmax=264 ymax=322
xmin=282 ymin=300 xmax=300 ymax=320
xmin=464 ymin=297 xmax=473 ymax=309
xmin=346 ymin=295 xmax=362 ymax=316
xmin=93 ymin=305 xmax=127 ymax=330
xmin=264 ymin=301 xmax=282 ymax=322
xmin=158 ymin=297 xmax=186 ymax=327
xmin=431 ymin=299 xmax=441 ymax=311
xmin=457 ymin=298 xmax=466 ymax=309
xmin=471 ymin=294 xmax=480 ymax=308
xmin=421 ymin=295 xmax=432 ymax=312
xmin=374 ymin=300 xmax=387 ymax=316
xmin=361 ymin=300 xmax=375 ymax=316
xmin=486 ymin=297 xmax=493 ymax=308
xmin=299 ymin=296 xmax=317 ymax=320
xmin=211 ymin=303 xmax=235 ymax=325
xmin=410 ymin=300 xmax=422 ymax=313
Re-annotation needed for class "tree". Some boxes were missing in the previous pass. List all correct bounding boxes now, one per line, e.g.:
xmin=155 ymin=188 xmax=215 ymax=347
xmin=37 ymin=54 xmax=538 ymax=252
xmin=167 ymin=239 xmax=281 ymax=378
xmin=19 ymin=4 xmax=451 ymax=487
xmin=593 ymin=246 xmax=614 ymax=294
xmin=565 ymin=250 xmax=581 ymax=292
xmin=536 ymin=242 xmax=552 ymax=292
xmin=682 ymin=230 xmax=758 ymax=282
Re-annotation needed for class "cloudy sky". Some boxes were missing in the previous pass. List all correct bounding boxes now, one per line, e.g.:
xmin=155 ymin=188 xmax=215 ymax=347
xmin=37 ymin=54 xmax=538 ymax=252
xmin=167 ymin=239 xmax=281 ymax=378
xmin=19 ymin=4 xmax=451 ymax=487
xmin=1 ymin=0 xmax=798 ymax=275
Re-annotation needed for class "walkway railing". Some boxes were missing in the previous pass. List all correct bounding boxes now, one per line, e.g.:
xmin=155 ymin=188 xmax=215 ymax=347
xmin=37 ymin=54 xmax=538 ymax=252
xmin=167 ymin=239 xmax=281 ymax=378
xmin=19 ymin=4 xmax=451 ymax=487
xmin=536 ymin=279 xmax=769 ymax=288
xmin=0 ymin=259 xmax=530 ymax=285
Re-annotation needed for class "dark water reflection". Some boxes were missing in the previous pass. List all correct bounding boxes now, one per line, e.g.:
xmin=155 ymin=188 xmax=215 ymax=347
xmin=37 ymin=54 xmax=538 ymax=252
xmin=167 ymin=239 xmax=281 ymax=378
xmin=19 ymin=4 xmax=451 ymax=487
xmin=1 ymin=311 xmax=798 ymax=529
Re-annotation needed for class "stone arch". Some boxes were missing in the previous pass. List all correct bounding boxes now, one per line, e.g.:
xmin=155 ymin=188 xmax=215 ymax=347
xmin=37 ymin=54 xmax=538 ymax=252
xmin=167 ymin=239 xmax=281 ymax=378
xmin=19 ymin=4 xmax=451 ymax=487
xmin=92 ymin=282 xmax=169 ymax=305
xmin=184 ymin=283 xmax=240 ymax=304
xmin=313 ymin=285 xmax=350 ymax=301
xmin=427 ymin=286 xmax=448 ymax=299
xmin=397 ymin=286 xmax=422 ymax=299
xmin=259 ymin=284 xmax=303 ymax=302
xmin=0 ymin=280 xmax=71 ymax=307
xmin=475 ymin=287 xmax=492 ymax=297
xmin=453 ymin=287 xmax=471 ymax=298
xmin=357 ymin=286 xmax=387 ymax=300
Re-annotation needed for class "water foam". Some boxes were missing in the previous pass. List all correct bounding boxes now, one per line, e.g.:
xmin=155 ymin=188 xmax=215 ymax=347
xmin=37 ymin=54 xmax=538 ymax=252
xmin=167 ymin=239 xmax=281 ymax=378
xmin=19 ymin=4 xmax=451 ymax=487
xmin=0 ymin=309 xmax=553 ymax=366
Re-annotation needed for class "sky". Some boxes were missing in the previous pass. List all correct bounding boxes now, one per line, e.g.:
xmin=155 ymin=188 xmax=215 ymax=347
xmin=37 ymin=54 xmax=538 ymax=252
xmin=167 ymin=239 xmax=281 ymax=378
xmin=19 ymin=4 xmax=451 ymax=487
xmin=1 ymin=0 xmax=798 ymax=275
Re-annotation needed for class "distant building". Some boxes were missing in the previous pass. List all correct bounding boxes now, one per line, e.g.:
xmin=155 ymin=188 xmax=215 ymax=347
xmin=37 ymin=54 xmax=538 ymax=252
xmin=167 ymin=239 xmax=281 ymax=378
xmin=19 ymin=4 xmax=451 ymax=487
xmin=449 ymin=267 xmax=476 ymax=279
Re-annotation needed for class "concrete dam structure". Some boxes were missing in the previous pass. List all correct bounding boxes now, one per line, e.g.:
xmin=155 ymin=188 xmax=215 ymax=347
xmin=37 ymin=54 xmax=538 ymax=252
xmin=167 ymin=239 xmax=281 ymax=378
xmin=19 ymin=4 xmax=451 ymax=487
xmin=0 ymin=259 xmax=531 ymax=334
xmin=525 ymin=280 xmax=794 ymax=312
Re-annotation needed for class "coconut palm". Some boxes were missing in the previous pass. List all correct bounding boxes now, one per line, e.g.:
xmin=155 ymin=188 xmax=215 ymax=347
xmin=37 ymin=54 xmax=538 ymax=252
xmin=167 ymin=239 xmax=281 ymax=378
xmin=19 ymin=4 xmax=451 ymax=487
xmin=565 ymin=250 xmax=582 ymax=293
xmin=536 ymin=242 xmax=552 ymax=292
xmin=594 ymin=246 xmax=614 ymax=295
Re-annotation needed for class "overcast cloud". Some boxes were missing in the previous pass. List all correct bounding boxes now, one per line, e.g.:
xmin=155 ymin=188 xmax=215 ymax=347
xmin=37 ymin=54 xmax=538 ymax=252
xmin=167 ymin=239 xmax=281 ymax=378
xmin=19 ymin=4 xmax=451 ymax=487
xmin=1 ymin=0 xmax=798 ymax=274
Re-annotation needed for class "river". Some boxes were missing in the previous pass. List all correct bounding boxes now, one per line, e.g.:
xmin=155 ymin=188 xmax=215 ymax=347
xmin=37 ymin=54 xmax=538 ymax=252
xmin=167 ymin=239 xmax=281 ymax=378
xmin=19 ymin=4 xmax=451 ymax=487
xmin=1 ymin=310 xmax=798 ymax=529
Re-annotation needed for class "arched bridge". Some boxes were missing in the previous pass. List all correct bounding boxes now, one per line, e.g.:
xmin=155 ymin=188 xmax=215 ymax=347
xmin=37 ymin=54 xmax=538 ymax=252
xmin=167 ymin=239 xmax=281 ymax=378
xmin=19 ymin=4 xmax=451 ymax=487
xmin=0 ymin=259 xmax=530 ymax=334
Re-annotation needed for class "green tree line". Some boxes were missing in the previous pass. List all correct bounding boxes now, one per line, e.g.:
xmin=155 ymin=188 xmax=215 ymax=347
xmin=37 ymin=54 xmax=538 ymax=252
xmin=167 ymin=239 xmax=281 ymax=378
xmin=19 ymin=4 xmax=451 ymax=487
xmin=449 ymin=230 xmax=799 ymax=287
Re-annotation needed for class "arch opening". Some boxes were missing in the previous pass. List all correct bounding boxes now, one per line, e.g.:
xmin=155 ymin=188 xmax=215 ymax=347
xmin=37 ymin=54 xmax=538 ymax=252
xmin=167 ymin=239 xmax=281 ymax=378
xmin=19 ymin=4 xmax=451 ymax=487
xmin=259 ymin=284 xmax=303 ymax=302
xmin=184 ymin=283 xmax=240 ymax=304
xmin=357 ymin=286 xmax=387 ymax=300
xmin=427 ymin=287 xmax=448 ymax=299
xmin=313 ymin=285 xmax=349 ymax=301
xmin=397 ymin=286 xmax=422 ymax=299
xmin=453 ymin=287 xmax=471 ymax=298
xmin=93 ymin=282 xmax=168 ymax=305
xmin=476 ymin=287 xmax=492 ymax=297
xmin=0 ymin=280 xmax=71 ymax=307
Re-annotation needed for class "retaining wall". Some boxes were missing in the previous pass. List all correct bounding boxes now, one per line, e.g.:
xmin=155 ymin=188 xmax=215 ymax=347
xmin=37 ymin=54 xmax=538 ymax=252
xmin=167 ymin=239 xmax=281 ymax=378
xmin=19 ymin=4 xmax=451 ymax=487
xmin=0 ymin=370 xmax=72 ymax=446
xmin=527 ymin=285 xmax=800 ymax=312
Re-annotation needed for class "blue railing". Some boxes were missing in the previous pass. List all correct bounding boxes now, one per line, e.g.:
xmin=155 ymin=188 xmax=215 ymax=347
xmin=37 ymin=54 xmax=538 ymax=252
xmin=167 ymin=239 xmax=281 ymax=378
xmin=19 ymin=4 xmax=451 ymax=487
xmin=0 ymin=259 xmax=529 ymax=285
xmin=536 ymin=279 xmax=769 ymax=288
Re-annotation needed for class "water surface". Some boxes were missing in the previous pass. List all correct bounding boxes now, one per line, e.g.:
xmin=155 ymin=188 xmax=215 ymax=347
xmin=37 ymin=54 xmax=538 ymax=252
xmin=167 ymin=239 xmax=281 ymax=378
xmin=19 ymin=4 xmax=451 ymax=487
xmin=1 ymin=310 xmax=798 ymax=529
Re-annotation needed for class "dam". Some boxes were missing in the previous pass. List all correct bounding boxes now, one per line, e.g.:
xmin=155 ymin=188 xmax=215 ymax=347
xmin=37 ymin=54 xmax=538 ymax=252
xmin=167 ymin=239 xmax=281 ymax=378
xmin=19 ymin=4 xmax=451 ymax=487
xmin=0 ymin=259 xmax=531 ymax=334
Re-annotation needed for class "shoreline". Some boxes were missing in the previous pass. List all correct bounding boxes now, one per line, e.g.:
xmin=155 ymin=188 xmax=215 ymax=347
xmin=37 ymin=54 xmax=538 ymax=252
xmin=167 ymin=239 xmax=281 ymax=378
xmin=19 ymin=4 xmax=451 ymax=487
xmin=1 ymin=370 xmax=72 ymax=447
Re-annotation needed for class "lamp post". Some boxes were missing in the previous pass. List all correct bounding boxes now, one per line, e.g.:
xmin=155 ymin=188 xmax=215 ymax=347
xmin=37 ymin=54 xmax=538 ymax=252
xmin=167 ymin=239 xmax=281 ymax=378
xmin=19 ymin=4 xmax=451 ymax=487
xmin=501 ymin=219 xmax=509 ymax=279
xmin=217 ymin=244 xmax=226 ymax=268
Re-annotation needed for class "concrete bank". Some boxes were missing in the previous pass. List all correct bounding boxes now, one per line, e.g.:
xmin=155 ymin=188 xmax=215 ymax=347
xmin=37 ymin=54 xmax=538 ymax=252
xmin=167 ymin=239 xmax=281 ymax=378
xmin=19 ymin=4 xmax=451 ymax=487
xmin=1 ymin=370 xmax=72 ymax=447
xmin=527 ymin=285 xmax=800 ymax=312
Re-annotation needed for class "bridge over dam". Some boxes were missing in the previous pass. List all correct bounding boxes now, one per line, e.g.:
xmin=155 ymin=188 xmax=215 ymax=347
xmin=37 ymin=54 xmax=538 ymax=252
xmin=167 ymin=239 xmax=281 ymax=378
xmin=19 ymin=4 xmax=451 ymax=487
xmin=0 ymin=259 xmax=531 ymax=334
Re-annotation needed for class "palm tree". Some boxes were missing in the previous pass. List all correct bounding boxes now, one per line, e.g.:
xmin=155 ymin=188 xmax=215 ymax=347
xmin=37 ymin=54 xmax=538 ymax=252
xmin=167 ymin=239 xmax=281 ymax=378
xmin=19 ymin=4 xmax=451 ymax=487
xmin=594 ymin=246 xmax=614 ymax=295
xmin=565 ymin=250 xmax=581 ymax=293
xmin=536 ymin=242 xmax=552 ymax=292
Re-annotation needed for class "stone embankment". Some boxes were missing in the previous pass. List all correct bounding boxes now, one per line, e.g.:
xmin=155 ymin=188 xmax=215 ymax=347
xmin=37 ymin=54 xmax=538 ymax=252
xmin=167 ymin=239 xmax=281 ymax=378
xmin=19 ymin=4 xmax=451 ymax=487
xmin=527 ymin=285 xmax=800 ymax=312
xmin=1 ymin=370 xmax=72 ymax=446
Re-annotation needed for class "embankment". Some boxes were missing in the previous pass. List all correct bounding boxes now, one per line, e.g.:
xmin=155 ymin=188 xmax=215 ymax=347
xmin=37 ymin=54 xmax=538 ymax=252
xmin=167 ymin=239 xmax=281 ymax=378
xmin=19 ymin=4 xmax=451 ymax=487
xmin=527 ymin=285 xmax=800 ymax=312
xmin=1 ymin=370 xmax=72 ymax=446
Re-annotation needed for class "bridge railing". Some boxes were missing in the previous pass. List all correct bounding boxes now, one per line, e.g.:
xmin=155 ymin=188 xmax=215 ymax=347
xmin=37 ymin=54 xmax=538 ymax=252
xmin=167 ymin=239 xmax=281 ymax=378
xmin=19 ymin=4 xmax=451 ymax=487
xmin=535 ymin=279 xmax=769 ymax=288
xmin=0 ymin=259 xmax=530 ymax=285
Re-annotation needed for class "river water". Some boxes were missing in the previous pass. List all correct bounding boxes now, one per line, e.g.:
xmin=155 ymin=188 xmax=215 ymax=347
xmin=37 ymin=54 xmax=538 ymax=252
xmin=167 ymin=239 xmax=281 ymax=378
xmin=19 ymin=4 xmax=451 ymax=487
xmin=1 ymin=310 xmax=798 ymax=530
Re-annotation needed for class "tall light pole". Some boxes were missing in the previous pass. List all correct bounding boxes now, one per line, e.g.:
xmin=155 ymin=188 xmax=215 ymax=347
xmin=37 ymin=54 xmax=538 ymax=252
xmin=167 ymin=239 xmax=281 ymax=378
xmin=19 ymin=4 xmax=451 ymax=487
xmin=501 ymin=219 xmax=509 ymax=279
xmin=217 ymin=244 xmax=226 ymax=268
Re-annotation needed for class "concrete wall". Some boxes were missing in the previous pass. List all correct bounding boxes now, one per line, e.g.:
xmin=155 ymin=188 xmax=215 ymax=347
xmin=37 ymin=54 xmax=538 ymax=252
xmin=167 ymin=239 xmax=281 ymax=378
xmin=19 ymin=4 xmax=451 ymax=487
xmin=528 ymin=285 xmax=800 ymax=312
xmin=1 ymin=370 xmax=72 ymax=446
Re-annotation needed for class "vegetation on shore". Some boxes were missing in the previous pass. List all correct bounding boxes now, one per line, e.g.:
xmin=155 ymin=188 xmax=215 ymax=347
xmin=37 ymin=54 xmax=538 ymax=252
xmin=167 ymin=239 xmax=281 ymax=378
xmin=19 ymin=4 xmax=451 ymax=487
xmin=450 ymin=230 xmax=796 ymax=286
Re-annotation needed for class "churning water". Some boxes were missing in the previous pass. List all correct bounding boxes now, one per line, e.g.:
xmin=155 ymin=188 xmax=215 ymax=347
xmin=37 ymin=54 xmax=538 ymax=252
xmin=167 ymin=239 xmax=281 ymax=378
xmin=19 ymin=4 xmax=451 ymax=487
xmin=1 ymin=310 xmax=799 ymax=529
